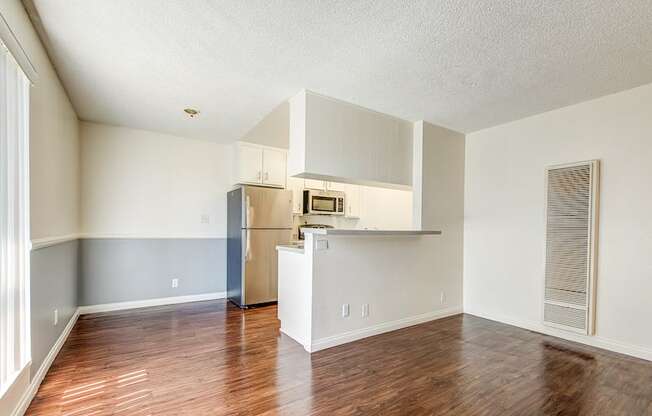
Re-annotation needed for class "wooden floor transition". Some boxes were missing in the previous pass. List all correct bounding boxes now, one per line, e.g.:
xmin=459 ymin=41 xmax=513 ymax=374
xmin=26 ymin=300 xmax=652 ymax=415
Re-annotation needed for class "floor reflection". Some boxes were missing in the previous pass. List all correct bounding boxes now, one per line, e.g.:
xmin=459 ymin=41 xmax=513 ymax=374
xmin=26 ymin=301 xmax=652 ymax=415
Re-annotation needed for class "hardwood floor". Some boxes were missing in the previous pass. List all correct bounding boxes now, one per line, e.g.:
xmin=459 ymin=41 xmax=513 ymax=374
xmin=26 ymin=300 xmax=652 ymax=416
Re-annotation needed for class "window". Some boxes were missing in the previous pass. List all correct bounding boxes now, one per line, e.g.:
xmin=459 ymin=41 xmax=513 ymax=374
xmin=0 ymin=39 xmax=31 ymax=397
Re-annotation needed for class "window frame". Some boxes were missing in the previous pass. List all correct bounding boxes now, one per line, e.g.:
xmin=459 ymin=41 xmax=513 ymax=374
xmin=0 ymin=37 xmax=31 ymax=398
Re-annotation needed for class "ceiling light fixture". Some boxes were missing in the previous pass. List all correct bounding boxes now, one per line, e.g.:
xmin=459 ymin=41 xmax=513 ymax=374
xmin=184 ymin=108 xmax=200 ymax=118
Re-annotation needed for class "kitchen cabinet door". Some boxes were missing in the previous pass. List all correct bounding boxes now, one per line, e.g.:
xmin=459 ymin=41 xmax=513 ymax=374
xmin=262 ymin=148 xmax=286 ymax=187
xmin=345 ymin=185 xmax=361 ymax=218
xmin=287 ymin=176 xmax=305 ymax=214
xmin=304 ymin=179 xmax=326 ymax=190
xmin=326 ymin=181 xmax=346 ymax=192
xmin=237 ymin=144 xmax=263 ymax=184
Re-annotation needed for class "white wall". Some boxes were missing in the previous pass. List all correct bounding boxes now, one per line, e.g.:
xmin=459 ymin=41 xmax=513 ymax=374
xmin=412 ymin=121 xmax=466 ymax=321
xmin=1 ymin=1 xmax=80 ymax=414
xmin=1 ymin=1 xmax=80 ymax=241
xmin=81 ymin=122 xmax=232 ymax=237
xmin=464 ymin=82 xmax=652 ymax=359
xmin=242 ymin=101 xmax=289 ymax=149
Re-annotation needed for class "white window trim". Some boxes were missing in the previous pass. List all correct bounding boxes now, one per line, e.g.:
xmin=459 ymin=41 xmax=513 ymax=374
xmin=0 ymin=11 xmax=37 ymax=84
xmin=0 ymin=37 xmax=31 ymax=398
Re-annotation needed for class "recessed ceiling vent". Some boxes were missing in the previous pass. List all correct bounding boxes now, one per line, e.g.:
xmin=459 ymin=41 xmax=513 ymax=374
xmin=543 ymin=160 xmax=600 ymax=335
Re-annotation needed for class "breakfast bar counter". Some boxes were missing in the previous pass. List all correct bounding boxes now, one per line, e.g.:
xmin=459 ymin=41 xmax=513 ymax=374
xmin=277 ymin=228 xmax=455 ymax=353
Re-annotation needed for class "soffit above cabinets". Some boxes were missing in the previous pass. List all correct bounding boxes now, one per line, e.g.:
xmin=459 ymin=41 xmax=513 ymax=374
xmin=288 ymin=90 xmax=413 ymax=190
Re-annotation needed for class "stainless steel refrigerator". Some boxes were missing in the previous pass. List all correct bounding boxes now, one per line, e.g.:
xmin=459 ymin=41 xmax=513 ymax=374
xmin=227 ymin=186 xmax=293 ymax=308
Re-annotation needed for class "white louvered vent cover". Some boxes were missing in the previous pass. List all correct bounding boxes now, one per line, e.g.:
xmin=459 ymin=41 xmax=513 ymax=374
xmin=543 ymin=161 xmax=599 ymax=335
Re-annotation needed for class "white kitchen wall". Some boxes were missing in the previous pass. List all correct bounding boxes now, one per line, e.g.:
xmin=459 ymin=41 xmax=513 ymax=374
xmin=356 ymin=186 xmax=413 ymax=229
xmin=464 ymin=82 xmax=652 ymax=359
xmin=81 ymin=122 xmax=232 ymax=237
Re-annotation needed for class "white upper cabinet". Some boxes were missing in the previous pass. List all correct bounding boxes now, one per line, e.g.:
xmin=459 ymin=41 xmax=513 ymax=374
xmin=304 ymin=179 xmax=326 ymax=190
xmin=235 ymin=142 xmax=286 ymax=188
xmin=287 ymin=176 xmax=305 ymax=214
xmin=345 ymin=185 xmax=361 ymax=218
xmin=237 ymin=144 xmax=264 ymax=184
xmin=262 ymin=148 xmax=287 ymax=187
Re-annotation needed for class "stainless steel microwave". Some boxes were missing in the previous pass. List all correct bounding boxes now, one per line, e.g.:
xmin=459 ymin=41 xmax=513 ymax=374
xmin=303 ymin=189 xmax=345 ymax=215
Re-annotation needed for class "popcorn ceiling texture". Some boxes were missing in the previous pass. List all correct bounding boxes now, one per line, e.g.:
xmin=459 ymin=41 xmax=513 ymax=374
xmin=27 ymin=0 xmax=652 ymax=142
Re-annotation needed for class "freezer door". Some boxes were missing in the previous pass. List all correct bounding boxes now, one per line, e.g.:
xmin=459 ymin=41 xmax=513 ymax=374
xmin=242 ymin=229 xmax=292 ymax=305
xmin=243 ymin=186 xmax=293 ymax=229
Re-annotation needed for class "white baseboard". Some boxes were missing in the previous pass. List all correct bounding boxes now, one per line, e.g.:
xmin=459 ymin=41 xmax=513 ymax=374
xmin=78 ymin=292 xmax=227 ymax=315
xmin=309 ymin=306 xmax=462 ymax=353
xmin=464 ymin=308 xmax=652 ymax=362
xmin=11 ymin=309 xmax=80 ymax=416
xmin=280 ymin=327 xmax=311 ymax=352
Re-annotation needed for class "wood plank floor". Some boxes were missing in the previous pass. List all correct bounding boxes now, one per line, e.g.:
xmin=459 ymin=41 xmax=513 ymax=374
xmin=26 ymin=300 xmax=652 ymax=415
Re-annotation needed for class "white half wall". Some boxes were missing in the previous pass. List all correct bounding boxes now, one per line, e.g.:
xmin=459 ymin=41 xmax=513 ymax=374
xmin=309 ymin=233 xmax=462 ymax=350
xmin=80 ymin=122 xmax=232 ymax=238
xmin=464 ymin=82 xmax=652 ymax=358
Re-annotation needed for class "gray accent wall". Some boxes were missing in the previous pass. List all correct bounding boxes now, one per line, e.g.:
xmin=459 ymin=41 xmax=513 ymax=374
xmin=30 ymin=240 xmax=79 ymax=372
xmin=79 ymin=238 xmax=226 ymax=306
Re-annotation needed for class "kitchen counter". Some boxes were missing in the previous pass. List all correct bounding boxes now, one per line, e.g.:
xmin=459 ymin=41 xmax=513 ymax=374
xmin=276 ymin=244 xmax=304 ymax=254
xmin=301 ymin=228 xmax=441 ymax=236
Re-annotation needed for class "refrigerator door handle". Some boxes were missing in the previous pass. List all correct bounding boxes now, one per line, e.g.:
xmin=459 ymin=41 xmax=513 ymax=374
xmin=245 ymin=229 xmax=251 ymax=261
xmin=245 ymin=195 xmax=252 ymax=227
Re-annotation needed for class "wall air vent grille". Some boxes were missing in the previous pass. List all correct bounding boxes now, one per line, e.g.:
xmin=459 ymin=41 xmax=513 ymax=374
xmin=543 ymin=161 xmax=599 ymax=335
xmin=544 ymin=303 xmax=586 ymax=330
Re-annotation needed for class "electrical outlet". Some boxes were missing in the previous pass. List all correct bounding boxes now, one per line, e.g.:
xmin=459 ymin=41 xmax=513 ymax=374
xmin=341 ymin=304 xmax=350 ymax=318
xmin=53 ymin=309 xmax=58 ymax=326
xmin=172 ymin=278 xmax=179 ymax=288
xmin=362 ymin=304 xmax=369 ymax=318
xmin=440 ymin=291 xmax=446 ymax=305
xmin=201 ymin=214 xmax=210 ymax=224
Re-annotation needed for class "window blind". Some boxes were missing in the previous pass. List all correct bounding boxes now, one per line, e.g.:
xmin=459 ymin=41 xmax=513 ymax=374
xmin=0 ymin=39 xmax=31 ymax=397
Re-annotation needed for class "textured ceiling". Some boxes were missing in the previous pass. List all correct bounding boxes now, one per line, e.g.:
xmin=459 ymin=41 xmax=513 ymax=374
xmin=26 ymin=0 xmax=652 ymax=143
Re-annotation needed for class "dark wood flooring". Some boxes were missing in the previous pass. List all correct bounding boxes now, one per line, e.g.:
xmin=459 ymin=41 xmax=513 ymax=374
xmin=26 ymin=300 xmax=652 ymax=415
